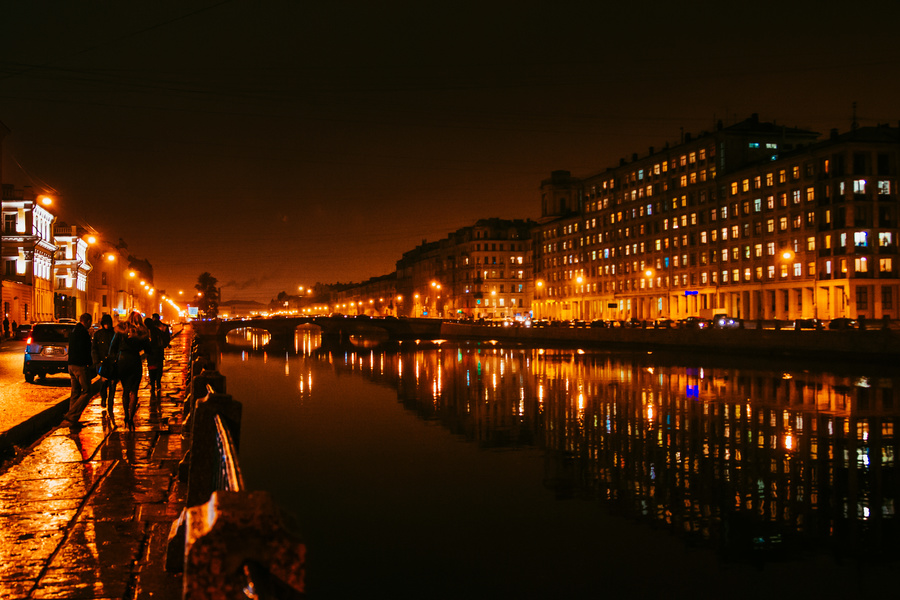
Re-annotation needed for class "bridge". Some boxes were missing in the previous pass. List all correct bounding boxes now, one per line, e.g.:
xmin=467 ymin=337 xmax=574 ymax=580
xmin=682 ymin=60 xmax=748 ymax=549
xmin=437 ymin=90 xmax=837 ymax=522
xmin=214 ymin=315 xmax=444 ymax=346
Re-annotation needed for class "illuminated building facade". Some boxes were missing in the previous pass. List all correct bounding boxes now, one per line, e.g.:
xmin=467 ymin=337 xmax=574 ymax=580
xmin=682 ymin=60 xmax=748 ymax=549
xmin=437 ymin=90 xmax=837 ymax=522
xmin=395 ymin=218 xmax=535 ymax=320
xmin=52 ymin=223 xmax=92 ymax=320
xmin=1 ymin=184 xmax=58 ymax=323
xmin=534 ymin=115 xmax=900 ymax=323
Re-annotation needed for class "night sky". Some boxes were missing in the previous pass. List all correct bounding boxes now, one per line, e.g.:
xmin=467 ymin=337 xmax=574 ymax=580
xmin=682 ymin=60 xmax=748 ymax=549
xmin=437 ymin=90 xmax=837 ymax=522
xmin=3 ymin=1 xmax=900 ymax=302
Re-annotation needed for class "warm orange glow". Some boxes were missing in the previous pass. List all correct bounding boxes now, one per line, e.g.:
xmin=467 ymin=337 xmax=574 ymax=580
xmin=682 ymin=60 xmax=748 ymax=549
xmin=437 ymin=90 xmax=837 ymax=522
xmin=86 ymin=235 xmax=97 ymax=244
xmin=106 ymin=254 xmax=115 ymax=261
xmin=129 ymin=271 xmax=136 ymax=278
xmin=782 ymin=250 xmax=794 ymax=260
xmin=39 ymin=195 xmax=52 ymax=206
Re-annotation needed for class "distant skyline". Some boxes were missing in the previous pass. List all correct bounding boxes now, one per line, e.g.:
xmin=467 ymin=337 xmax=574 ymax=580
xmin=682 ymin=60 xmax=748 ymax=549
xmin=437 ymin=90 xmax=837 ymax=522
xmin=3 ymin=1 xmax=900 ymax=302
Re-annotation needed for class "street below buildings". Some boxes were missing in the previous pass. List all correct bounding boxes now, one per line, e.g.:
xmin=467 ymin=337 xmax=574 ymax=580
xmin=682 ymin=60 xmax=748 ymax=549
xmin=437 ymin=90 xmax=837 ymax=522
xmin=0 ymin=339 xmax=70 ymax=445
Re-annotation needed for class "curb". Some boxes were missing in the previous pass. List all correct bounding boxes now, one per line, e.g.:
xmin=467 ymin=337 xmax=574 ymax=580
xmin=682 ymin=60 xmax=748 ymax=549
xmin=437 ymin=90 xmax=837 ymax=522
xmin=0 ymin=398 xmax=69 ymax=455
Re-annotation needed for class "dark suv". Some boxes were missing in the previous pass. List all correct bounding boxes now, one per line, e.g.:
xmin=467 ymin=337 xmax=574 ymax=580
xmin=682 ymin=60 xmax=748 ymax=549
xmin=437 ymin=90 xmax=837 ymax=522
xmin=23 ymin=322 xmax=76 ymax=383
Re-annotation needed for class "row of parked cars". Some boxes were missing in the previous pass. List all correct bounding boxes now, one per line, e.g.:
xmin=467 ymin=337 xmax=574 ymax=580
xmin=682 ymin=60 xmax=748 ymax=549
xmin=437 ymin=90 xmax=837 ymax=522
xmin=529 ymin=316 xmax=866 ymax=331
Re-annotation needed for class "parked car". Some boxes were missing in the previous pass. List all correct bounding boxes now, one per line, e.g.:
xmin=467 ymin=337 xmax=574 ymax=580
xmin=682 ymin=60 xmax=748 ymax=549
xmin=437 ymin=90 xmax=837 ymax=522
xmin=828 ymin=318 xmax=857 ymax=330
xmin=590 ymin=319 xmax=607 ymax=328
xmin=679 ymin=317 xmax=709 ymax=329
xmin=23 ymin=322 xmax=76 ymax=383
xmin=793 ymin=318 xmax=821 ymax=330
xmin=14 ymin=324 xmax=32 ymax=340
xmin=712 ymin=314 xmax=741 ymax=329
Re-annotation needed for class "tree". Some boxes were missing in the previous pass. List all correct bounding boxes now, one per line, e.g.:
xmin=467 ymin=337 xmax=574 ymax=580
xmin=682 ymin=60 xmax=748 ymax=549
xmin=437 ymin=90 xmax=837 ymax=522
xmin=195 ymin=272 xmax=220 ymax=318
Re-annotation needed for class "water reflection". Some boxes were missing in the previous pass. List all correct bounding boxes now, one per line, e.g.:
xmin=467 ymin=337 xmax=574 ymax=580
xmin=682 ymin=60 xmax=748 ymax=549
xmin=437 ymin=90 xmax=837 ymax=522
xmin=267 ymin=339 xmax=900 ymax=564
xmin=224 ymin=327 xmax=272 ymax=349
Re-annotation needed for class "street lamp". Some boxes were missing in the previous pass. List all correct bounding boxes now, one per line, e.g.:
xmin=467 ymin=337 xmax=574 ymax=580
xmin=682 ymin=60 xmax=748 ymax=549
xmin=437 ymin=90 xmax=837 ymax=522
xmin=575 ymin=275 xmax=585 ymax=321
xmin=430 ymin=281 xmax=441 ymax=318
xmin=534 ymin=280 xmax=544 ymax=320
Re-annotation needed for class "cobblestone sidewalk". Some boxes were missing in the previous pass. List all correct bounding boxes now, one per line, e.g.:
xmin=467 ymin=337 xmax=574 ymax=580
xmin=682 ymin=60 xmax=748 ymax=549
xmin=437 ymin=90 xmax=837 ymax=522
xmin=0 ymin=329 xmax=192 ymax=599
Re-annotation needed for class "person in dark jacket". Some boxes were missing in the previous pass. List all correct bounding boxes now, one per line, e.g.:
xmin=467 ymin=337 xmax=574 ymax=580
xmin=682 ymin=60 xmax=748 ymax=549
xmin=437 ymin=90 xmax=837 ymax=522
xmin=110 ymin=311 xmax=150 ymax=430
xmin=61 ymin=313 xmax=97 ymax=428
xmin=91 ymin=313 xmax=117 ymax=423
xmin=144 ymin=317 xmax=165 ymax=401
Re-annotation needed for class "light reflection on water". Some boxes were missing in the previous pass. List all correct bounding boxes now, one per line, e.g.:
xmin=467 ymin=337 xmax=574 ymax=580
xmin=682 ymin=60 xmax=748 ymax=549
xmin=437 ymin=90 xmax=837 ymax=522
xmin=222 ymin=330 xmax=900 ymax=597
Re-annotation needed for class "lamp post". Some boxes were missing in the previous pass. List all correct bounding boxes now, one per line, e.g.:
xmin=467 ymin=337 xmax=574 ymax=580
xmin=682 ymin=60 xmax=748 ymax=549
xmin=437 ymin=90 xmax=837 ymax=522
xmin=430 ymin=281 xmax=441 ymax=318
xmin=780 ymin=249 xmax=796 ymax=320
xmin=575 ymin=275 xmax=585 ymax=321
xmin=534 ymin=280 xmax=544 ymax=320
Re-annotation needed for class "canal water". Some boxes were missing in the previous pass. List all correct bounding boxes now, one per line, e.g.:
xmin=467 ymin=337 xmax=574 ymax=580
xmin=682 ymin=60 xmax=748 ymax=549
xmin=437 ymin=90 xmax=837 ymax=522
xmin=220 ymin=327 xmax=900 ymax=599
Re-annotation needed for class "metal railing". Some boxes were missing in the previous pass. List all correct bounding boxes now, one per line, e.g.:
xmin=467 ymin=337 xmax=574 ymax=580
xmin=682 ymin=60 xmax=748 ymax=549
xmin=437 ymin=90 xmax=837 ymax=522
xmin=213 ymin=413 xmax=245 ymax=492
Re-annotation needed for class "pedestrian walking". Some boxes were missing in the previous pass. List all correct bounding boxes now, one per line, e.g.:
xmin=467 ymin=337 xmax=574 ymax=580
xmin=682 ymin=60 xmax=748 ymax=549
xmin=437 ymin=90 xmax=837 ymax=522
xmin=144 ymin=317 xmax=165 ymax=401
xmin=91 ymin=313 xmax=117 ymax=424
xmin=60 ymin=313 xmax=99 ymax=428
xmin=110 ymin=311 xmax=150 ymax=430
xmin=2 ymin=315 xmax=9 ymax=339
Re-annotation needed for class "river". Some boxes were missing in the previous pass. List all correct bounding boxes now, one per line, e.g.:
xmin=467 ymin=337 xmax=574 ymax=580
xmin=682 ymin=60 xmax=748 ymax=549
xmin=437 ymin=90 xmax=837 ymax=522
xmin=218 ymin=326 xmax=900 ymax=599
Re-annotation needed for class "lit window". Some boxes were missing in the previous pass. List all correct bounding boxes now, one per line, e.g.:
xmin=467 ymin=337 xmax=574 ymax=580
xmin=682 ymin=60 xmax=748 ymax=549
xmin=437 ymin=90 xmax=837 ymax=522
xmin=879 ymin=232 xmax=893 ymax=247
xmin=755 ymin=244 xmax=763 ymax=257
xmin=754 ymin=198 xmax=762 ymax=212
xmin=806 ymin=187 xmax=815 ymax=201
xmin=855 ymin=231 xmax=869 ymax=247
xmin=730 ymin=182 xmax=738 ymax=195
xmin=793 ymin=263 xmax=802 ymax=277
xmin=807 ymin=237 xmax=816 ymax=251
xmin=880 ymin=258 xmax=893 ymax=272
xmin=854 ymin=179 xmax=867 ymax=193
xmin=768 ymin=265 xmax=775 ymax=278
xmin=856 ymin=257 xmax=868 ymax=273
xmin=767 ymin=242 xmax=775 ymax=255
xmin=878 ymin=181 xmax=891 ymax=195
xmin=766 ymin=173 xmax=774 ymax=186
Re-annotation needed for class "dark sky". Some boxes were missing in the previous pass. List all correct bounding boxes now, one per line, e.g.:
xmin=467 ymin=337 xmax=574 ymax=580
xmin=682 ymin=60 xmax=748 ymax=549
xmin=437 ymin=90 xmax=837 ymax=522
xmin=3 ymin=1 xmax=900 ymax=302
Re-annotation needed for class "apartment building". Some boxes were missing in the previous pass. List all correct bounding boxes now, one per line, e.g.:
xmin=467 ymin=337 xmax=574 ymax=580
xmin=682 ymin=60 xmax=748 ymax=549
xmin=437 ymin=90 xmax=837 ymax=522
xmin=533 ymin=115 xmax=900 ymax=323
xmin=1 ymin=185 xmax=58 ymax=323
xmin=395 ymin=218 xmax=535 ymax=320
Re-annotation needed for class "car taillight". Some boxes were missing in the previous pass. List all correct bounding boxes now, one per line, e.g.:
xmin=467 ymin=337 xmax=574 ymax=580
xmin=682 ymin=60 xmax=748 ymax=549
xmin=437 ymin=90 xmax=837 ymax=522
xmin=26 ymin=336 xmax=33 ymax=344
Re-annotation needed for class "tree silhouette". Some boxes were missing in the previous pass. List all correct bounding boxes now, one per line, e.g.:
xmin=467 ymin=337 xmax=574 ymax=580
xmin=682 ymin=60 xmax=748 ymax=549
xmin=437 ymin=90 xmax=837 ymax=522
xmin=195 ymin=272 xmax=220 ymax=318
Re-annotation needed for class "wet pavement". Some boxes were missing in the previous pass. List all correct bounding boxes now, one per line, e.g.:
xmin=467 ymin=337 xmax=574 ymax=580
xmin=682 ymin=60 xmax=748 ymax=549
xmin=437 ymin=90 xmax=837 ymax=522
xmin=0 ymin=330 xmax=191 ymax=599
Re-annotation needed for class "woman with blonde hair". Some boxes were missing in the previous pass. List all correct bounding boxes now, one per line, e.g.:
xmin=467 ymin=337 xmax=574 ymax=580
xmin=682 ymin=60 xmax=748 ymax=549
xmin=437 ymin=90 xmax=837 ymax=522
xmin=109 ymin=311 xmax=150 ymax=430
